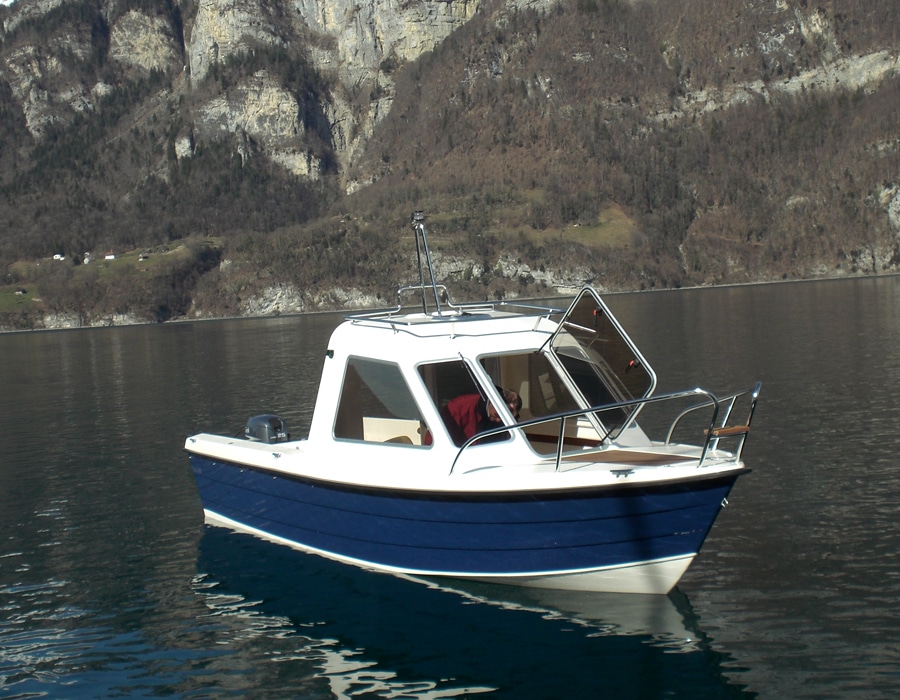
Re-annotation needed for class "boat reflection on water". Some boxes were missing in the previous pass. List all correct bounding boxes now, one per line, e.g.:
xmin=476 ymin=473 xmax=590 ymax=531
xmin=194 ymin=527 xmax=751 ymax=698
xmin=410 ymin=577 xmax=705 ymax=654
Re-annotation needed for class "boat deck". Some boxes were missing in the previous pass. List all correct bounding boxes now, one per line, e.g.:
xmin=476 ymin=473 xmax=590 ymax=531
xmin=562 ymin=450 xmax=696 ymax=467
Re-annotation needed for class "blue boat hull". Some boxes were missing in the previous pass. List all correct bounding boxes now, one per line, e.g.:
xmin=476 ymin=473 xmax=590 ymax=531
xmin=189 ymin=455 xmax=744 ymax=590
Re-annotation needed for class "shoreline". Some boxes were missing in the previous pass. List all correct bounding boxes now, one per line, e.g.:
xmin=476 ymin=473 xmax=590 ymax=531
xmin=2 ymin=269 xmax=898 ymax=335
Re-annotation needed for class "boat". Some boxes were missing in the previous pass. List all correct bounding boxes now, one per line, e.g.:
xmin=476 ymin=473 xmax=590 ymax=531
xmin=185 ymin=212 xmax=761 ymax=594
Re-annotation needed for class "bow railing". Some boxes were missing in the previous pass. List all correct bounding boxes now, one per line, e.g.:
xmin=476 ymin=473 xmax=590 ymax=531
xmin=449 ymin=382 xmax=761 ymax=474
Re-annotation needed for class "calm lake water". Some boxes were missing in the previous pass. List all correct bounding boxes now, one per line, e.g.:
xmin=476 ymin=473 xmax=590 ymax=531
xmin=2 ymin=276 xmax=899 ymax=698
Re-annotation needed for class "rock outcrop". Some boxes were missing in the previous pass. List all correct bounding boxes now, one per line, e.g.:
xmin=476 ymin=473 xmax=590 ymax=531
xmin=193 ymin=69 xmax=321 ymax=177
xmin=1 ymin=18 xmax=95 ymax=138
xmin=0 ymin=0 xmax=480 ymax=179
xmin=186 ymin=0 xmax=478 ymax=177
xmin=109 ymin=10 xmax=183 ymax=78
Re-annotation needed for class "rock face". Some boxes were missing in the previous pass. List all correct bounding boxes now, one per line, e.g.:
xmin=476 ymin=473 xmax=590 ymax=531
xmin=290 ymin=0 xmax=478 ymax=85
xmin=186 ymin=0 xmax=479 ymax=177
xmin=882 ymin=185 xmax=900 ymax=235
xmin=194 ymin=69 xmax=320 ymax=177
xmin=109 ymin=10 xmax=183 ymax=78
xmin=2 ymin=0 xmax=897 ymax=184
xmin=1 ymin=17 xmax=95 ymax=138
xmin=298 ymin=0 xmax=478 ymax=172
xmin=188 ymin=0 xmax=291 ymax=82
xmin=1 ymin=0 xmax=479 ymax=179
xmin=651 ymin=50 xmax=900 ymax=124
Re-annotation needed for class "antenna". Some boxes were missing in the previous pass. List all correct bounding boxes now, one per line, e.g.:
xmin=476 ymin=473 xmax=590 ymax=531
xmin=411 ymin=211 xmax=442 ymax=314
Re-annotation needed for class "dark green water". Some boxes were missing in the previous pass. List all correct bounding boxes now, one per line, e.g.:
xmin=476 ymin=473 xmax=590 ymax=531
xmin=2 ymin=276 xmax=899 ymax=698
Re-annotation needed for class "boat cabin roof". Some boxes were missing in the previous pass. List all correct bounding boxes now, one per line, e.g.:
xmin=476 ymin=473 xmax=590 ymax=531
xmin=344 ymin=300 xmax=564 ymax=335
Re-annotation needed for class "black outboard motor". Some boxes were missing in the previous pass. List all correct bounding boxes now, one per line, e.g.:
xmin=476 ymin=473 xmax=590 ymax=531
xmin=245 ymin=414 xmax=289 ymax=443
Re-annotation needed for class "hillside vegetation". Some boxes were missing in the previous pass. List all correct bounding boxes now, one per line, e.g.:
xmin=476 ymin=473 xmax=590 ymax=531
xmin=1 ymin=0 xmax=899 ymax=328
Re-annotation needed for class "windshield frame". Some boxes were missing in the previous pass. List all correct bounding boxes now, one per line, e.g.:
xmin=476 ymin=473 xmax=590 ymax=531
xmin=544 ymin=287 xmax=657 ymax=439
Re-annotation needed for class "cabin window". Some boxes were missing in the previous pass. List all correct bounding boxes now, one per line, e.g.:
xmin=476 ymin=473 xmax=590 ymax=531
xmin=334 ymin=357 xmax=429 ymax=446
xmin=478 ymin=352 xmax=579 ymax=422
xmin=478 ymin=351 xmax=607 ymax=454
xmin=418 ymin=360 xmax=513 ymax=447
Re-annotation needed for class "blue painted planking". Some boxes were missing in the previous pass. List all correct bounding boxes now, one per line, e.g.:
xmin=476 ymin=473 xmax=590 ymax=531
xmin=190 ymin=455 xmax=740 ymax=575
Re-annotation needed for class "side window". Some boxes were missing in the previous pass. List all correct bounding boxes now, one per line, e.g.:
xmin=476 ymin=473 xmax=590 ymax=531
xmin=334 ymin=357 xmax=429 ymax=446
xmin=419 ymin=360 xmax=514 ymax=447
xmin=418 ymin=361 xmax=482 ymax=446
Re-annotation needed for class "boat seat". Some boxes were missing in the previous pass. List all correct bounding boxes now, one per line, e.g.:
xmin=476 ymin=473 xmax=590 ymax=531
xmin=385 ymin=435 xmax=414 ymax=444
xmin=362 ymin=417 xmax=421 ymax=445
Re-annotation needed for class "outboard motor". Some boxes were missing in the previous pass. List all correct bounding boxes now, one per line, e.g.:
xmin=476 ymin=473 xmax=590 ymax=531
xmin=245 ymin=414 xmax=289 ymax=443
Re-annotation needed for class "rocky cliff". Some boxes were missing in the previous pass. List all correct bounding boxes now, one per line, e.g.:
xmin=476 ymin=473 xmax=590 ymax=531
xmin=4 ymin=0 xmax=897 ymax=189
xmin=0 ymin=0 xmax=900 ymax=187
xmin=1 ymin=0 xmax=481 ymax=182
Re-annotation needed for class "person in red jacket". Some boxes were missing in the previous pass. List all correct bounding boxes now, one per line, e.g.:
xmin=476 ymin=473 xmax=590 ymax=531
xmin=442 ymin=388 xmax=521 ymax=446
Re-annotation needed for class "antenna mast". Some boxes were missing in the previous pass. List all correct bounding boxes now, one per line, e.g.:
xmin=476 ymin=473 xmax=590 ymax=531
xmin=411 ymin=211 xmax=443 ymax=315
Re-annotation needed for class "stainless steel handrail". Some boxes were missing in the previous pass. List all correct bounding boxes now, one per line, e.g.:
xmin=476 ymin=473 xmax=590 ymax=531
xmin=344 ymin=294 xmax=564 ymax=330
xmin=666 ymin=381 xmax=761 ymax=464
xmin=449 ymin=382 xmax=761 ymax=474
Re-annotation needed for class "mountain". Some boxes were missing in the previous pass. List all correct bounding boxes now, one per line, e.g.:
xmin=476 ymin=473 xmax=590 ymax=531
xmin=1 ymin=0 xmax=899 ymax=328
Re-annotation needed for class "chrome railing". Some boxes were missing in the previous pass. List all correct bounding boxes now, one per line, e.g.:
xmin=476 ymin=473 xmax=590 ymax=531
xmin=449 ymin=382 xmax=761 ymax=474
xmin=667 ymin=381 xmax=762 ymax=465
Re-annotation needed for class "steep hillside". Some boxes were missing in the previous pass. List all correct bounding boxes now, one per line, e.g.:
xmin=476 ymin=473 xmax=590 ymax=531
xmin=1 ymin=0 xmax=899 ymax=328
xmin=352 ymin=0 xmax=900 ymax=281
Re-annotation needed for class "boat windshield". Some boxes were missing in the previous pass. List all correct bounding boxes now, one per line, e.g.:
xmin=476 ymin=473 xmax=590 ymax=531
xmin=547 ymin=288 xmax=656 ymax=435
